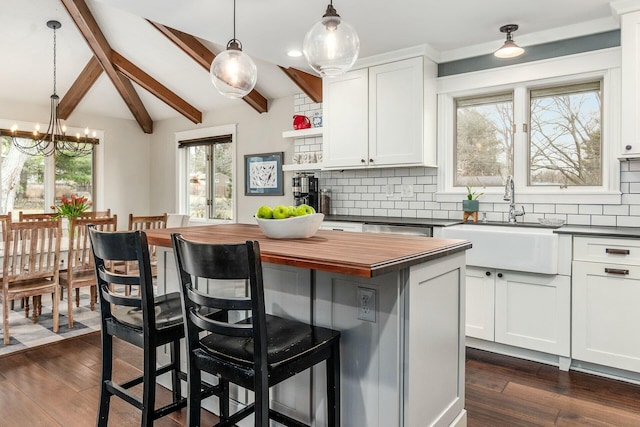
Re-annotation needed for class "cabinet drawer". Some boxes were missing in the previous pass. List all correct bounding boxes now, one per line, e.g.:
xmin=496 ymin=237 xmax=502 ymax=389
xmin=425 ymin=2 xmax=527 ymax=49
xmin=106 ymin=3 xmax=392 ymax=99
xmin=573 ymin=236 xmax=640 ymax=266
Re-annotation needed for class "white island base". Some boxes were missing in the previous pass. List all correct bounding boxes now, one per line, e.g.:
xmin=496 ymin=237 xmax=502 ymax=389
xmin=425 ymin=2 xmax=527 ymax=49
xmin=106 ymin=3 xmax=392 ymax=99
xmin=155 ymin=247 xmax=467 ymax=427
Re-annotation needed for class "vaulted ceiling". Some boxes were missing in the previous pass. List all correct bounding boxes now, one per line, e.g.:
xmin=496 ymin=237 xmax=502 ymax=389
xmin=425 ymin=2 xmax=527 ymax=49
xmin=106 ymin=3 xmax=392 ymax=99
xmin=0 ymin=0 xmax=621 ymax=133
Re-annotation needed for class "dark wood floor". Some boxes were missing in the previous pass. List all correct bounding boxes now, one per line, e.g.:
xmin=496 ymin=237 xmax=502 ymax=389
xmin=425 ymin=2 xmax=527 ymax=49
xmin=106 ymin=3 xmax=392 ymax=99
xmin=466 ymin=348 xmax=640 ymax=427
xmin=1 ymin=333 xmax=639 ymax=426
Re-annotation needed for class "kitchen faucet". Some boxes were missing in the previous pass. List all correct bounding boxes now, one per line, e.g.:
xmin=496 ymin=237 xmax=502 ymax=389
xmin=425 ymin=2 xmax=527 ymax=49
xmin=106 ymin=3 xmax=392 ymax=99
xmin=503 ymin=175 xmax=525 ymax=223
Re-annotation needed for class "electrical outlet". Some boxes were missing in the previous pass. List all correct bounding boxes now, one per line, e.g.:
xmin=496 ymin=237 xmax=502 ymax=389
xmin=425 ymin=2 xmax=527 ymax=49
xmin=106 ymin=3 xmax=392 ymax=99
xmin=401 ymin=184 xmax=414 ymax=197
xmin=357 ymin=287 xmax=376 ymax=322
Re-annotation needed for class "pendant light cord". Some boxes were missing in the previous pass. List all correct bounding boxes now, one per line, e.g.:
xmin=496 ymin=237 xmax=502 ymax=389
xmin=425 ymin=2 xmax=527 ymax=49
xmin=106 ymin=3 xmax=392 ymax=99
xmin=52 ymin=24 xmax=57 ymax=96
xmin=233 ymin=0 xmax=236 ymax=41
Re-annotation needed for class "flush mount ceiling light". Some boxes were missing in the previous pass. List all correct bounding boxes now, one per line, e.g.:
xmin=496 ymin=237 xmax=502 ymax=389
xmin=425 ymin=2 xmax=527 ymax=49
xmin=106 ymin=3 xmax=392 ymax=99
xmin=7 ymin=20 xmax=97 ymax=157
xmin=210 ymin=0 xmax=257 ymax=98
xmin=494 ymin=24 xmax=524 ymax=59
xmin=302 ymin=0 xmax=360 ymax=77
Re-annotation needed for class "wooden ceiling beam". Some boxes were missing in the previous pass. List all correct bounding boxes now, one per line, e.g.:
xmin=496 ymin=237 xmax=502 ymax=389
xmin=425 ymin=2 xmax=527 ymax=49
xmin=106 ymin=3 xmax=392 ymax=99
xmin=60 ymin=0 xmax=153 ymax=133
xmin=148 ymin=20 xmax=268 ymax=114
xmin=58 ymin=56 xmax=103 ymax=120
xmin=279 ymin=67 xmax=323 ymax=103
xmin=112 ymin=51 xmax=202 ymax=124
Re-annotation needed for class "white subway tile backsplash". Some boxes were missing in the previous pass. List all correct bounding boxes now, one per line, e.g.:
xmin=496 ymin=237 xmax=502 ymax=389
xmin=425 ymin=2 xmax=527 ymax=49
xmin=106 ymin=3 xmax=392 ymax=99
xmin=556 ymin=204 xmax=579 ymax=214
xmin=533 ymin=204 xmax=556 ymax=214
xmin=579 ymin=204 xmax=604 ymax=215
xmin=628 ymin=161 xmax=640 ymax=171
xmin=567 ymin=215 xmax=592 ymax=225
xmin=603 ymin=204 xmax=629 ymax=215
xmin=616 ymin=216 xmax=640 ymax=227
xmin=592 ymin=215 xmax=617 ymax=226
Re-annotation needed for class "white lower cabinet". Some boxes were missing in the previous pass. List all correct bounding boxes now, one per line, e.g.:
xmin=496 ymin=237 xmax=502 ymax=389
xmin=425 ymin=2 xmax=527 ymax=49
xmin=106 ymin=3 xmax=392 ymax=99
xmin=318 ymin=221 xmax=363 ymax=232
xmin=465 ymin=266 xmax=570 ymax=357
xmin=465 ymin=267 xmax=495 ymax=341
xmin=572 ymin=260 xmax=640 ymax=373
xmin=495 ymin=271 xmax=570 ymax=356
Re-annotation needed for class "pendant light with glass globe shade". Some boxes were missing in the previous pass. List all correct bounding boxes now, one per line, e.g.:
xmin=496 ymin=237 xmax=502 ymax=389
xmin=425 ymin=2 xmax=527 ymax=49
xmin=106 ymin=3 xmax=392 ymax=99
xmin=303 ymin=0 xmax=360 ymax=77
xmin=210 ymin=0 xmax=258 ymax=98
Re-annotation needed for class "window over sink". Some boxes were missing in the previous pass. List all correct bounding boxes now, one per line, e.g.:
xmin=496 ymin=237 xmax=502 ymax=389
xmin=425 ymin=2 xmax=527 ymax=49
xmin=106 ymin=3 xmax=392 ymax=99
xmin=438 ymin=49 xmax=620 ymax=205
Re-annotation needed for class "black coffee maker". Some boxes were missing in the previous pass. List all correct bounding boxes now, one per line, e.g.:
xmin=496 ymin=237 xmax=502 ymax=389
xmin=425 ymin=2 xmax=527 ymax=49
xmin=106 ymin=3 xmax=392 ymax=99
xmin=292 ymin=173 xmax=319 ymax=212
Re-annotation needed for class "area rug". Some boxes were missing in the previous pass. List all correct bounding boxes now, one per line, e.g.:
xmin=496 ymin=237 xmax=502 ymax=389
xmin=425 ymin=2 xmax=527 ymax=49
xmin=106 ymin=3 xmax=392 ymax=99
xmin=0 ymin=289 xmax=101 ymax=356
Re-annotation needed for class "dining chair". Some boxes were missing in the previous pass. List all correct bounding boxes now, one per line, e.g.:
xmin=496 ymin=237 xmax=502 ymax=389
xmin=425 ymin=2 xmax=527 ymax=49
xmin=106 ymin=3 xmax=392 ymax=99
xmin=2 ymin=217 xmax=62 ymax=345
xmin=18 ymin=212 xmax=53 ymax=221
xmin=171 ymin=235 xmax=342 ymax=427
xmin=80 ymin=209 xmax=112 ymax=218
xmin=59 ymin=215 xmax=117 ymax=328
xmin=119 ymin=213 xmax=168 ymax=295
xmin=88 ymin=226 xmax=221 ymax=426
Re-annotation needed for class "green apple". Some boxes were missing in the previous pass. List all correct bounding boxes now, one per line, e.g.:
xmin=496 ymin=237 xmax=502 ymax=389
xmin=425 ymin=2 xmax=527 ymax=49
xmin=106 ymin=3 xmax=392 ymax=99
xmin=288 ymin=205 xmax=296 ymax=217
xmin=294 ymin=204 xmax=315 ymax=216
xmin=272 ymin=205 xmax=289 ymax=219
xmin=256 ymin=205 xmax=273 ymax=219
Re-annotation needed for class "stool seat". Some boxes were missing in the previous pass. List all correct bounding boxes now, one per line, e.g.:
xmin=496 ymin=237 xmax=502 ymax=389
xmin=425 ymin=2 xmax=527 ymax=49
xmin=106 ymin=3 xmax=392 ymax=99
xmin=200 ymin=314 xmax=340 ymax=369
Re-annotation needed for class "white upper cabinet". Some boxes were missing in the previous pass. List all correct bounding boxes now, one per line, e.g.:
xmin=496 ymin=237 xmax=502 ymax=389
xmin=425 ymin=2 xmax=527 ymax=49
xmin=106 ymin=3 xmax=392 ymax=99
xmin=621 ymin=10 xmax=640 ymax=158
xmin=323 ymin=68 xmax=369 ymax=168
xmin=323 ymin=56 xmax=435 ymax=169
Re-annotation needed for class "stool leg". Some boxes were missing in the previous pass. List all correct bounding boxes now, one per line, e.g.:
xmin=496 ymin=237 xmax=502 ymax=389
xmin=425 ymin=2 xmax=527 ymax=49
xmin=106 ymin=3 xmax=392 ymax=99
xmin=170 ymin=341 xmax=181 ymax=403
xmin=221 ymin=379 xmax=230 ymax=420
xmin=141 ymin=341 xmax=157 ymax=427
xmin=186 ymin=355 xmax=201 ymax=427
xmin=326 ymin=342 xmax=341 ymax=427
xmin=97 ymin=333 xmax=114 ymax=427
xmin=255 ymin=375 xmax=269 ymax=426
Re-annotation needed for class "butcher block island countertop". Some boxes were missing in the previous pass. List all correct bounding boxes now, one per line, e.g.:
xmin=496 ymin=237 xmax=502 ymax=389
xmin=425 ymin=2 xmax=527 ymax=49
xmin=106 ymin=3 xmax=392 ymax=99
xmin=144 ymin=223 xmax=471 ymax=278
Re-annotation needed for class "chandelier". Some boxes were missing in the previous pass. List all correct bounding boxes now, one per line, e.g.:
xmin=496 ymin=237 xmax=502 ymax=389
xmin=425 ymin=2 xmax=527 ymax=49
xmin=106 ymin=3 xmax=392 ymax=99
xmin=6 ymin=20 xmax=98 ymax=158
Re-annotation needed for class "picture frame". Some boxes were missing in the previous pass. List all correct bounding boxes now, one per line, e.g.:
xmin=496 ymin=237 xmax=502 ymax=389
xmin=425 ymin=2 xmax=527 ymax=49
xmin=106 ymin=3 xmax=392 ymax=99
xmin=244 ymin=152 xmax=284 ymax=196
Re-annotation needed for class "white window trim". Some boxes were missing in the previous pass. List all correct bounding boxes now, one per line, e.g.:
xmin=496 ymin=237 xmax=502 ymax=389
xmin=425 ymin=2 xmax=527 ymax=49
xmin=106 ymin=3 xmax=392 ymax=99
xmin=175 ymin=124 xmax=237 ymax=224
xmin=436 ymin=48 xmax=622 ymax=205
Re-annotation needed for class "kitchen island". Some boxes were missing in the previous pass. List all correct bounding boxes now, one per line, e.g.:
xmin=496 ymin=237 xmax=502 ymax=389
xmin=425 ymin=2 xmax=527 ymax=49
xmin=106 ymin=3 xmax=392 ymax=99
xmin=145 ymin=224 xmax=470 ymax=427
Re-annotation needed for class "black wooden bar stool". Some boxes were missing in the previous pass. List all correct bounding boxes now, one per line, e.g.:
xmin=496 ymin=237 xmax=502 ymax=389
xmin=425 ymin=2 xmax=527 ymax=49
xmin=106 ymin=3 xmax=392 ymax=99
xmin=88 ymin=227 xmax=220 ymax=426
xmin=171 ymin=235 xmax=342 ymax=427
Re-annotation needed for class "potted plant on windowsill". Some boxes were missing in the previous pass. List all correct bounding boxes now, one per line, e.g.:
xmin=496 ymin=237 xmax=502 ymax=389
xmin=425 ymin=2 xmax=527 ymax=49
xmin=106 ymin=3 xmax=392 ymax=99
xmin=463 ymin=186 xmax=483 ymax=222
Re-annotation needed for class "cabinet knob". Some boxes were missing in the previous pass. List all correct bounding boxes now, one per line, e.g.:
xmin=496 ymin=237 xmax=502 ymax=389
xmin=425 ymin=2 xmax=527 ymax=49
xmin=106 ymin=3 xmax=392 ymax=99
xmin=497 ymin=273 xmax=503 ymax=278
xmin=369 ymin=158 xmax=374 ymax=163
xmin=485 ymin=271 xmax=491 ymax=277
xmin=361 ymin=158 xmax=366 ymax=163
xmin=626 ymin=145 xmax=632 ymax=151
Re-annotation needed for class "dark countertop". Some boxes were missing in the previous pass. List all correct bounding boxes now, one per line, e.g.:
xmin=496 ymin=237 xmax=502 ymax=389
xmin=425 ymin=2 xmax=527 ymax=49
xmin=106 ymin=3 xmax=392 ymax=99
xmin=324 ymin=215 xmax=461 ymax=227
xmin=554 ymin=225 xmax=640 ymax=238
xmin=324 ymin=215 xmax=640 ymax=238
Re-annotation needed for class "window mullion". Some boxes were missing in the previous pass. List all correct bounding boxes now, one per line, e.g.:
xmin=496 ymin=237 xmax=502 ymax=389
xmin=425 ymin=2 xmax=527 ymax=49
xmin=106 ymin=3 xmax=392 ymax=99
xmin=512 ymin=86 xmax=528 ymax=189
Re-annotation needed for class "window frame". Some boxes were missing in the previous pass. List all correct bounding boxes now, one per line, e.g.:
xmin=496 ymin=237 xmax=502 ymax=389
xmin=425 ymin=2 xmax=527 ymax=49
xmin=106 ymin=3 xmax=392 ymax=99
xmin=0 ymin=119 xmax=101 ymax=215
xmin=176 ymin=124 xmax=237 ymax=224
xmin=436 ymin=48 xmax=621 ymax=205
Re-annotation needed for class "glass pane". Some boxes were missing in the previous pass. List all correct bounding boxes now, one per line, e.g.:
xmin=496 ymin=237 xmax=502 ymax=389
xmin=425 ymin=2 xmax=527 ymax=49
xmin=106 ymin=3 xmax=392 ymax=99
xmin=455 ymin=95 xmax=513 ymax=187
xmin=55 ymin=149 xmax=94 ymax=205
xmin=212 ymin=143 xmax=232 ymax=220
xmin=1 ymin=137 xmax=45 ymax=216
xmin=187 ymin=145 xmax=207 ymax=219
xmin=530 ymin=82 xmax=602 ymax=186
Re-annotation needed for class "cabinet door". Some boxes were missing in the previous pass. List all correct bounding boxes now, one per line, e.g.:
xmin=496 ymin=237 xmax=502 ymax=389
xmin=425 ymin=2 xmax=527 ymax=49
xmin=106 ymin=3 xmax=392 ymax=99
xmin=495 ymin=271 xmax=570 ymax=356
xmin=369 ymin=57 xmax=423 ymax=166
xmin=465 ymin=267 xmax=495 ymax=341
xmin=572 ymin=261 xmax=640 ymax=372
xmin=621 ymin=11 xmax=640 ymax=157
xmin=322 ymin=68 xmax=369 ymax=168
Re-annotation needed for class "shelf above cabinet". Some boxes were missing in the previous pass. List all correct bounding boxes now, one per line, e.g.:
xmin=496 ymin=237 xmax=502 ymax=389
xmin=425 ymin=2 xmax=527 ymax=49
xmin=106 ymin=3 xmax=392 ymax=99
xmin=282 ymin=127 xmax=323 ymax=139
xmin=282 ymin=163 xmax=323 ymax=172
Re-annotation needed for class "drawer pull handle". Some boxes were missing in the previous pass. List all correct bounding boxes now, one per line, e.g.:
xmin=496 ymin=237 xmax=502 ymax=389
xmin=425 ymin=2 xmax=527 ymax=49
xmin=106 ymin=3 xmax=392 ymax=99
xmin=605 ymin=268 xmax=629 ymax=275
xmin=605 ymin=248 xmax=630 ymax=255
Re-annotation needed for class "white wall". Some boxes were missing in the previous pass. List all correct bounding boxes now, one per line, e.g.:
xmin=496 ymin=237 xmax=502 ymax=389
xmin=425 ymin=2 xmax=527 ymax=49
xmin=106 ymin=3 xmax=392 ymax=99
xmin=0 ymin=99 xmax=151 ymax=230
xmin=148 ymin=95 xmax=294 ymax=224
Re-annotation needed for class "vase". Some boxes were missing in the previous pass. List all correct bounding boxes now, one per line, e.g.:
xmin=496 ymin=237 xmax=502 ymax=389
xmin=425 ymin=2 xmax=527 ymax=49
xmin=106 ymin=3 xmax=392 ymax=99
xmin=463 ymin=199 xmax=479 ymax=213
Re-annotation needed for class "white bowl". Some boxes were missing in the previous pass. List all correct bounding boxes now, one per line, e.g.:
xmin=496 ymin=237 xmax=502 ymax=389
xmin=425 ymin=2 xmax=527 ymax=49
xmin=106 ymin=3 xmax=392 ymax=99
xmin=255 ymin=213 xmax=325 ymax=239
